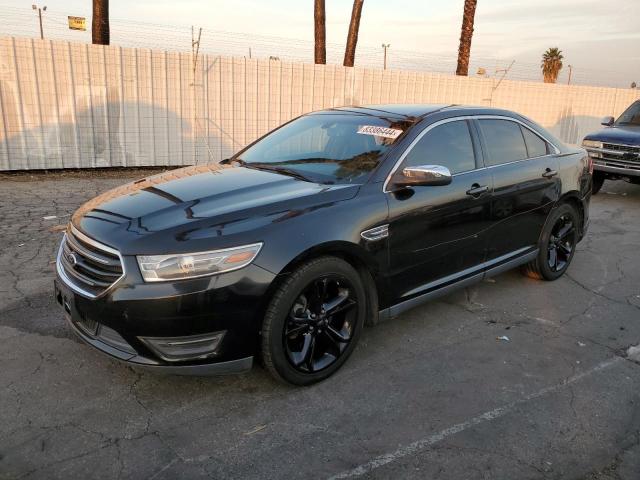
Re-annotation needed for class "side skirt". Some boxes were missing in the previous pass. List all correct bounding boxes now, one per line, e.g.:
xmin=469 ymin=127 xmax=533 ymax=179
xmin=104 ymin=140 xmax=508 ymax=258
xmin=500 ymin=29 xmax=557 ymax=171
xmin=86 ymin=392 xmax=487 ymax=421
xmin=379 ymin=249 xmax=539 ymax=321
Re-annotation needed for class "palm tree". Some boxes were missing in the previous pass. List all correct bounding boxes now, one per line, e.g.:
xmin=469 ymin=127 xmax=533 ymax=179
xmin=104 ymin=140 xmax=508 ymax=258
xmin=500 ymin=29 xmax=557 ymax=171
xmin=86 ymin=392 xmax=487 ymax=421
xmin=343 ymin=0 xmax=364 ymax=67
xmin=541 ymin=48 xmax=564 ymax=83
xmin=314 ymin=0 xmax=326 ymax=64
xmin=92 ymin=0 xmax=110 ymax=45
xmin=455 ymin=0 xmax=478 ymax=76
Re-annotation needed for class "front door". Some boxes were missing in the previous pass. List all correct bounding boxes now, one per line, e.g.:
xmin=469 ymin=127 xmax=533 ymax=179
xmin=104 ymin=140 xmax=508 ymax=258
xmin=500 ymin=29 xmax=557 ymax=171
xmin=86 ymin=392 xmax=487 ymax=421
xmin=386 ymin=119 xmax=493 ymax=302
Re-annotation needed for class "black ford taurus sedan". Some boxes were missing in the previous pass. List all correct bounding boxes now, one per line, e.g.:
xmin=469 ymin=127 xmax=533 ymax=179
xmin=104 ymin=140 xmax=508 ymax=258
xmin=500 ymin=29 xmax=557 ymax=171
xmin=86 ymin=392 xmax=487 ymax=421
xmin=54 ymin=104 xmax=592 ymax=385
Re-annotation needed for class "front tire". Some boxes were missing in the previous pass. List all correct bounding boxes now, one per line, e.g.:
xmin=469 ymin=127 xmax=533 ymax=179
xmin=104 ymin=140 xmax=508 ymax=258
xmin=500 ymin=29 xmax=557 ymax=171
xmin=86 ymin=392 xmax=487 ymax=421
xmin=521 ymin=203 xmax=579 ymax=281
xmin=261 ymin=256 xmax=366 ymax=385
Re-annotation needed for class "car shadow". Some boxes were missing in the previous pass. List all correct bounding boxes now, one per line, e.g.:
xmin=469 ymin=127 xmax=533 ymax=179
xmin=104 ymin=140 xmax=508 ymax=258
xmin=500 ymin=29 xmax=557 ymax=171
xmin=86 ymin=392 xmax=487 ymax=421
xmin=0 ymin=81 xmax=235 ymax=170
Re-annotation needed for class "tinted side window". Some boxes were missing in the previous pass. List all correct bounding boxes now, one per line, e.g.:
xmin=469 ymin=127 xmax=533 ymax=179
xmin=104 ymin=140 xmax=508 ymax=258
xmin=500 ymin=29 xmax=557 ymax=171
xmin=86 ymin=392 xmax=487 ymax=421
xmin=403 ymin=121 xmax=476 ymax=174
xmin=478 ymin=119 xmax=528 ymax=166
xmin=521 ymin=126 xmax=549 ymax=158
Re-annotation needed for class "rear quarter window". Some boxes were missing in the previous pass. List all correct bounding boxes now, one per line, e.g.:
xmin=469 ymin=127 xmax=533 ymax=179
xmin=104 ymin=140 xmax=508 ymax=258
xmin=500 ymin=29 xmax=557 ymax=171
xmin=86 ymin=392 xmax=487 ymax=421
xmin=520 ymin=126 xmax=549 ymax=158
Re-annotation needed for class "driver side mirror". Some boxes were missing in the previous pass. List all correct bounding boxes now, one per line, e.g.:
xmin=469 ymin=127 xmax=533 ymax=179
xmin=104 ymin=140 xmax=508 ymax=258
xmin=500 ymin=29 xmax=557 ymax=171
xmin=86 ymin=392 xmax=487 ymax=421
xmin=392 ymin=165 xmax=452 ymax=188
xmin=600 ymin=116 xmax=615 ymax=126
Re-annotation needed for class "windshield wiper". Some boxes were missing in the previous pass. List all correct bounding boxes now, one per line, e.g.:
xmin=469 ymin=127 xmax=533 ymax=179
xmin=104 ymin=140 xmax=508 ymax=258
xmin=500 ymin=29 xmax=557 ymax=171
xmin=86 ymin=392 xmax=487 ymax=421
xmin=237 ymin=161 xmax=315 ymax=182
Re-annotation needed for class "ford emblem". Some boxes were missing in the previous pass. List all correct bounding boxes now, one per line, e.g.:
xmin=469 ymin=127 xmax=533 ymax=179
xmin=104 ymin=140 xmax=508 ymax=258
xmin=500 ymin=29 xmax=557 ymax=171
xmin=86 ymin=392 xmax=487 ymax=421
xmin=66 ymin=252 xmax=78 ymax=266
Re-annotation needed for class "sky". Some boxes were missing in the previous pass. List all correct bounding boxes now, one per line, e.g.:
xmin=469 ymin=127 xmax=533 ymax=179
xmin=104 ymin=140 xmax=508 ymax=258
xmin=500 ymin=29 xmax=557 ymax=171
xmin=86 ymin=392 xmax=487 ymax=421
xmin=2 ymin=0 xmax=639 ymax=86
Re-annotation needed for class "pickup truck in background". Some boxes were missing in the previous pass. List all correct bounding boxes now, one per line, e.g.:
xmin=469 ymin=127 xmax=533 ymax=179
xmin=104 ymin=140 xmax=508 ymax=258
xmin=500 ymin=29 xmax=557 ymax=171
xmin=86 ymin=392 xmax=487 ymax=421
xmin=582 ymin=100 xmax=640 ymax=194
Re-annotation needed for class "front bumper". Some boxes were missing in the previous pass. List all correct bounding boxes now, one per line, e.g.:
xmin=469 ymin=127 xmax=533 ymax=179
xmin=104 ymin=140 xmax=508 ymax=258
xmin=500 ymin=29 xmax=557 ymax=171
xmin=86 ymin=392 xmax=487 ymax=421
xmin=55 ymin=249 xmax=276 ymax=375
xmin=593 ymin=162 xmax=640 ymax=177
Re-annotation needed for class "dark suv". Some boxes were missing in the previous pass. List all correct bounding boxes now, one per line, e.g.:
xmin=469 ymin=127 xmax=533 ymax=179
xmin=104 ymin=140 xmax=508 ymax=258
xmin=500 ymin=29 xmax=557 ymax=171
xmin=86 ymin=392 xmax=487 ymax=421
xmin=582 ymin=100 xmax=640 ymax=193
xmin=54 ymin=104 xmax=592 ymax=385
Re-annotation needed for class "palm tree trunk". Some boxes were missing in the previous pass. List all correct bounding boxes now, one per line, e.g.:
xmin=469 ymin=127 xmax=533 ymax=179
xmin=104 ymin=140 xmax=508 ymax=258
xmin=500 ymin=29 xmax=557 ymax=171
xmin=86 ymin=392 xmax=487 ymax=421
xmin=92 ymin=0 xmax=110 ymax=45
xmin=343 ymin=0 xmax=364 ymax=67
xmin=314 ymin=0 xmax=326 ymax=64
xmin=455 ymin=0 xmax=477 ymax=76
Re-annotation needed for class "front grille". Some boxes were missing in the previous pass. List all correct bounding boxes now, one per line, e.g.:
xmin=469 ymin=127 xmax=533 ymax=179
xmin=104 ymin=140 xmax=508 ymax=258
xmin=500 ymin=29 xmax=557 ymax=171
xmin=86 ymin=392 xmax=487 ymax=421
xmin=603 ymin=143 xmax=640 ymax=154
xmin=592 ymin=142 xmax=640 ymax=171
xmin=57 ymin=226 xmax=124 ymax=297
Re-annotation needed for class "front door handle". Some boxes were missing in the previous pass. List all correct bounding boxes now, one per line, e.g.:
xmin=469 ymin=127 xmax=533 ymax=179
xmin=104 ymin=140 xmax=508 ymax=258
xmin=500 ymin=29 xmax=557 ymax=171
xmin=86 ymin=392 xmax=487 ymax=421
xmin=466 ymin=184 xmax=489 ymax=197
xmin=542 ymin=168 xmax=558 ymax=178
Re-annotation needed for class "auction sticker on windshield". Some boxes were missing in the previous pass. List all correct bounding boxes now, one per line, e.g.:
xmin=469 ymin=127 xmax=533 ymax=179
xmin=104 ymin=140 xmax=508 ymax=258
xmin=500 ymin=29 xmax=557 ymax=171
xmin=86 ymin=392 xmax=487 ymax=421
xmin=357 ymin=125 xmax=403 ymax=140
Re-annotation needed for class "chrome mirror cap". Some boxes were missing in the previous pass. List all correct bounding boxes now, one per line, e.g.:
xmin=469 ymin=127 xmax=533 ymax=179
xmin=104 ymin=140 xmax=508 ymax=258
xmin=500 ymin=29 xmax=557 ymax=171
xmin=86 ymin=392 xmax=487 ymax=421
xmin=394 ymin=165 xmax=453 ymax=188
xmin=600 ymin=116 xmax=615 ymax=127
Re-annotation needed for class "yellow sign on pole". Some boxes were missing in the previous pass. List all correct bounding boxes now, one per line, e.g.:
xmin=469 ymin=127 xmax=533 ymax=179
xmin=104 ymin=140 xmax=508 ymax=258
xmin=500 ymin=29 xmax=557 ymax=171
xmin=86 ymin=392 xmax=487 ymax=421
xmin=68 ymin=16 xmax=86 ymax=31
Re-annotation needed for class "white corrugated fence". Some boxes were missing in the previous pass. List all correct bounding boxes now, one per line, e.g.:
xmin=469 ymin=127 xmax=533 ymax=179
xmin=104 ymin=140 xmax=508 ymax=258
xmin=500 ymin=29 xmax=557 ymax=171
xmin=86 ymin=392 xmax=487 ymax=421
xmin=1 ymin=36 xmax=639 ymax=170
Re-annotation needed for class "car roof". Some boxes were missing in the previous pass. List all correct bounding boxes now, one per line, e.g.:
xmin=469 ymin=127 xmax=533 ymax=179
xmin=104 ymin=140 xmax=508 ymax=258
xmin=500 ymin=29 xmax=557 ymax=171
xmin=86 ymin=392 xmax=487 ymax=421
xmin=323 ymin=104 xmax=518 ymax=120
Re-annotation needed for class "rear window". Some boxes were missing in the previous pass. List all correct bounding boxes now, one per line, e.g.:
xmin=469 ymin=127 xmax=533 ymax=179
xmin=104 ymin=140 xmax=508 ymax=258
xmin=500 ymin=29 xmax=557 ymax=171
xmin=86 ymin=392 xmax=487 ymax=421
xmin=478 ymin=119 xmax=528 ymax=166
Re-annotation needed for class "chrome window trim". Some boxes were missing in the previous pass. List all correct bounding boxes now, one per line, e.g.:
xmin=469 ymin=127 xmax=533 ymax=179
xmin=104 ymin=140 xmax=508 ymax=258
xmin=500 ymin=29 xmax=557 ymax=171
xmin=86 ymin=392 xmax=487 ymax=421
xmin=56 ymin=225 xmax=126 ymax=300
xmin=383 ymin=115 xmax=560 ymax=193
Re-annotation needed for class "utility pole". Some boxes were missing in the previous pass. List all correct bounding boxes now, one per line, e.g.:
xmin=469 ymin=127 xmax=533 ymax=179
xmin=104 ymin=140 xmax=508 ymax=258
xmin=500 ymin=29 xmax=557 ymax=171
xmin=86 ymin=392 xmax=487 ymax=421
xmin=32 ymin=4 xmax=46 ymax=40
xmin=382 ymin=43 xmax=390 ymax=70
xmin=567 ymin=65 xmax=573 ymax=85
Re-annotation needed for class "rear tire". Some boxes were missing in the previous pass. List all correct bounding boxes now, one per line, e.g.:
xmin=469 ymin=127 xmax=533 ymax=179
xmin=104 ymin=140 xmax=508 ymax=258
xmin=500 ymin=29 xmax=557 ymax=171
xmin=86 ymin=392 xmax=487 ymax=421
xmin=261 ymin=256 xmax=366 ymax=386
xmin=521 ymin=203 xmax=579 ymax=281
xmin=592 ymin=171 xmax=605 ymax=195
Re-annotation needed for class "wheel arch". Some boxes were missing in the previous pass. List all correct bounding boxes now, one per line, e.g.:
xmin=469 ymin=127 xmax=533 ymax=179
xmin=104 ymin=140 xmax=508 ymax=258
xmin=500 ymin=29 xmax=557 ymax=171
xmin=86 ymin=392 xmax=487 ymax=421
xmin=257 ymin=241 xmax=384 ymax=329
xmin=557 ymin=191 xmax=586 ymax=237
xmin=536 ymin=191 xmax=585 ymax=247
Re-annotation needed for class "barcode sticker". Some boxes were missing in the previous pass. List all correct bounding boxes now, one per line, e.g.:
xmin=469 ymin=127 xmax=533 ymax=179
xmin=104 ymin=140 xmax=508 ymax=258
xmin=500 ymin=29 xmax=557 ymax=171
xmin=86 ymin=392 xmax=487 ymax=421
xmin=357 ymin=125 xmax=403 ymax=139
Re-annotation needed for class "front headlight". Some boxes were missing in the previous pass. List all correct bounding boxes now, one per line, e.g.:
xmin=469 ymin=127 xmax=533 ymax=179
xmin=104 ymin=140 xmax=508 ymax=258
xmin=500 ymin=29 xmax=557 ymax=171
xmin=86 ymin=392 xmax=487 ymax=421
xmin=137 ymin=243 xmax=262 ymax=282
xmin=582 ymin=139 xmax=603 ymax=149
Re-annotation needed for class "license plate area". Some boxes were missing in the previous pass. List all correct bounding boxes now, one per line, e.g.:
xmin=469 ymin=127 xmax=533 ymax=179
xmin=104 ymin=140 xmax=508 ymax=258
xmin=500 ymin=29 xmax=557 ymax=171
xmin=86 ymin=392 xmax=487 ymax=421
xmin=55 ymin=280 xmax=99 ymax=336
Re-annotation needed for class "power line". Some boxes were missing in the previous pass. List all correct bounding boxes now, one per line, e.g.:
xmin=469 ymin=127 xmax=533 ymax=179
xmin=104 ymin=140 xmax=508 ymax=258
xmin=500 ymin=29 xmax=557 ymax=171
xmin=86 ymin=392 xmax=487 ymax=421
xmin=0 ymin=3 xmax=632 ymax=88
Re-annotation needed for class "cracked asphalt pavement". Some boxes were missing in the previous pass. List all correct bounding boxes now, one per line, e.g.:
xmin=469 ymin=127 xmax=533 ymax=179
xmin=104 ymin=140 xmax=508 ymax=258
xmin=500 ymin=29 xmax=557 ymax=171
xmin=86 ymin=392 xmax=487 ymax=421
xmin=1 ymin=170 xmax=640 ymax=480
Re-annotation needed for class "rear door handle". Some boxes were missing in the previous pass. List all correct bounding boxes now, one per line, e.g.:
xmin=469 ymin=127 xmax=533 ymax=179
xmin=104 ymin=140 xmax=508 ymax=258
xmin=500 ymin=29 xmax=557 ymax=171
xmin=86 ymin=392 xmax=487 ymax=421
xmin=466 ymin=184 xmax=489 ymax=197
xmin=542 ymin=168 xmax=558 ymax=178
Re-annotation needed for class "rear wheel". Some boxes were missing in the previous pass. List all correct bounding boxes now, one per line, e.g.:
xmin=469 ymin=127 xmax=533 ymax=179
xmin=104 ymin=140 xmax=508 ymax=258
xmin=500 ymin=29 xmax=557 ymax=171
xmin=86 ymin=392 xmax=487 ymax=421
xmin=521 ymin=203 xmax=579 ymax=281
xmin=592 ymin=171 xmax=605 ymax=195
xmin=261 ymin=256 xmax=365 ymax=385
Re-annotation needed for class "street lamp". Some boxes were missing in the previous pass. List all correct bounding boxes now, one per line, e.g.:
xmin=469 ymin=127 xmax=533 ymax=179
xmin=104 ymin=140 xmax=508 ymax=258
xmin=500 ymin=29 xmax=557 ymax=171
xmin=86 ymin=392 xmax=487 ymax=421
xmin=32 ymin=4 xmax=47 ymax=40
xmin=381 ymin=43 xmax=390 ymax=70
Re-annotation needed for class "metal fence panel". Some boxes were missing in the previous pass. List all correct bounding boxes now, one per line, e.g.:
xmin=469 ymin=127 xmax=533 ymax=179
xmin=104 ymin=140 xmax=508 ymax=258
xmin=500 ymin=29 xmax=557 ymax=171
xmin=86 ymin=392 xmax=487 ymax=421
xmin=1 ymin=36 xmax=639 ymax=171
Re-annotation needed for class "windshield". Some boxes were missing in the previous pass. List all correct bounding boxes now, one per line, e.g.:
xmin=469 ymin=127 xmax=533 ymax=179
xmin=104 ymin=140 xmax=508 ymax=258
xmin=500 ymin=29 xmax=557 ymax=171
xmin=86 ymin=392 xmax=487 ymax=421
xmin=234 ymin=113 xmax=408 ymax=184
xmin=616 ymin=101 xmax=640 ymax=126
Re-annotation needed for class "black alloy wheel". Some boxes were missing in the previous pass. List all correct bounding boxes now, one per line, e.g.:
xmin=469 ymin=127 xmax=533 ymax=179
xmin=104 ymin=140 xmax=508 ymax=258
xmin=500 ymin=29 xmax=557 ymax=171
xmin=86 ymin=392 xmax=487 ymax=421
xmin=547 ymin=214 xmax=576 ymax=272
xmin=284 ymin=275 xmax=357 ymax=373
xmin=261 ymin=256 xmax=366 ymax=385
xmin=521 ymin=203 xmax=579 ymax=281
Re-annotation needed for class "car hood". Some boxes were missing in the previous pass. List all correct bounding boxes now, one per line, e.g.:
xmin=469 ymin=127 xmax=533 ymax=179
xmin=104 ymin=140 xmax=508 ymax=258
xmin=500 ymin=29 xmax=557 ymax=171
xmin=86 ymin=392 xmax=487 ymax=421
xmin=72 ymin=164 xmax=360 ymax=255
xmin=584 ymin=125 xmax=640 ymax=145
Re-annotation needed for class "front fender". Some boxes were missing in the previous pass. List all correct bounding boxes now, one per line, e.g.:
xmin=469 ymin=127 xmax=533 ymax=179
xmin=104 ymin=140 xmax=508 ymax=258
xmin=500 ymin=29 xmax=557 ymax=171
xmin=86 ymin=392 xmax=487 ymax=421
xmin=254 ymin=185 xmax=389 ymax=276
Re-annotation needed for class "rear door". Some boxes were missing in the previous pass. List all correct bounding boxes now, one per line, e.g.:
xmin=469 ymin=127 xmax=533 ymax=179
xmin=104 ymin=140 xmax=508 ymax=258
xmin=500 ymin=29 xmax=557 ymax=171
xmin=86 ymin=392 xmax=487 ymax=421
xmin=386 ymin=118 xmax=493 ymax=302
xmin=475 ymin=117 xmax=560 ymax=264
